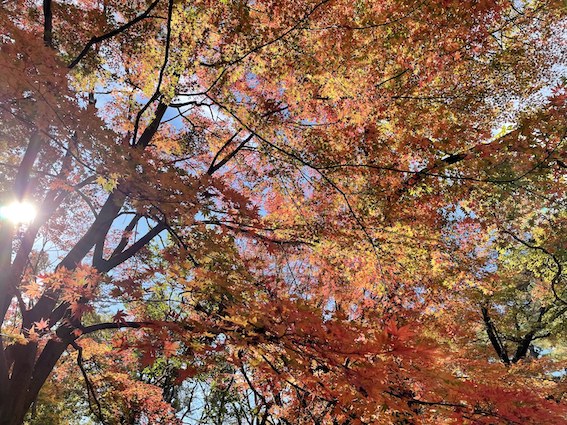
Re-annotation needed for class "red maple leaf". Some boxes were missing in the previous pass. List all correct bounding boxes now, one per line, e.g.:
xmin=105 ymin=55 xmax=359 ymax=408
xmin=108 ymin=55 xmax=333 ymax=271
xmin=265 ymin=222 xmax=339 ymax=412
xmin=112 ymin=309 xmax=128 ymax=323
xmin=34 ymin=318 xmax=50 ymax=331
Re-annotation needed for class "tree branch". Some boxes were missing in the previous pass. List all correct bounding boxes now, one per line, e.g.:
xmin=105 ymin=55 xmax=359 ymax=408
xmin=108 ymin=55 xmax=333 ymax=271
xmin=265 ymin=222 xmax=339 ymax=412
xmin=111 ymin=213 xmax=142 ymax=258
xmin=97 ymin=222 xmax=166 ymax=273
xmin=132 ymin=0 xmax=173 ymax=146
xmin=481 ymin=306 xmax=511 ymax=365
xmin=208 ymin=133 xmax=253 ymax=175
xmin=207 ymin=129 xmax=242 ymax=174
xmin=68 ymin=0 xmax=162 ymax=69
xmin=43 ymin=0 xmax=53 ymax=47
xmin=503 ymin=229 xmax=566 ymax=305
xmin=81 ymin=320 xmax=166 ymax=334
xmin=70 ymin=341 xmax=106 ymax=424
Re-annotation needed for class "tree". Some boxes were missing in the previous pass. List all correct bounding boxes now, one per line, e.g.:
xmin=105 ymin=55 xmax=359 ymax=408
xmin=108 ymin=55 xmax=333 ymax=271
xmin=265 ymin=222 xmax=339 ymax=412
xmin=1 ymin=0 xmax=566 ymax=424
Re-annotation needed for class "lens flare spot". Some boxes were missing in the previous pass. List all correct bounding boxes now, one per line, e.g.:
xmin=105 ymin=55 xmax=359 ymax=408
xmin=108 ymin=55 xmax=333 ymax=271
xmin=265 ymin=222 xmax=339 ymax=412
xmin=0 ymin=201 xmax=37 ymax=225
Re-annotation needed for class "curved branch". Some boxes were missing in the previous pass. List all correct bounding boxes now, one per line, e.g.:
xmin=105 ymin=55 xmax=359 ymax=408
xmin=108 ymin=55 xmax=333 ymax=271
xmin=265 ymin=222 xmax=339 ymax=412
xmin=132 ymin=0 xmax=173 ymax=146
xmin=81 ymin=320 xmax=185 ymax=335
xmin=68 ymin=0 xmax=162 ymax=69
xmin=206 ymin=95 xmax=382 ymax=259
xmin=201 ymin=0 xmax=331 ymax=68
xmin=70 ymin=341 xmax=106 ymax=424
xmin=503 ymin=229 xmax=566 ymax=305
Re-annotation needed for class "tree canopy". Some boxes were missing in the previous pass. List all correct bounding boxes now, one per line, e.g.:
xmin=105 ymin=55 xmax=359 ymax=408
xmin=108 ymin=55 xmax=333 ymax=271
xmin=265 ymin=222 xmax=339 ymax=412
xmin=0 ymin=0 xmax=566 ymax=424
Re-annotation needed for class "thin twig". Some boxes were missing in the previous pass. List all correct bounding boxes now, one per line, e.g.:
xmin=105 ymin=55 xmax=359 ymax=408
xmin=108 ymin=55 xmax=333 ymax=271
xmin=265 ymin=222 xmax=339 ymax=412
xmin=70 ymin=341 xmax=106 ymax=424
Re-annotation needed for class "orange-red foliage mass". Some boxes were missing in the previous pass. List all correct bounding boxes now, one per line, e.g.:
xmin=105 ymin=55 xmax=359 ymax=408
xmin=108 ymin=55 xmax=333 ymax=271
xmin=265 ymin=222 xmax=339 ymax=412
xmin=0 ymin=0 xmax=566 ymax=424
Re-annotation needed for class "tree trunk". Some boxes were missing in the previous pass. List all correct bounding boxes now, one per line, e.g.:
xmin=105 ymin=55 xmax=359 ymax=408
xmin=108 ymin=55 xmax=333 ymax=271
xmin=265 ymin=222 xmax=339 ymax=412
xmin=0 ymin=329 xmax=72 ymax=425
xmin=0 ymin=396 xmax=31 ymax=425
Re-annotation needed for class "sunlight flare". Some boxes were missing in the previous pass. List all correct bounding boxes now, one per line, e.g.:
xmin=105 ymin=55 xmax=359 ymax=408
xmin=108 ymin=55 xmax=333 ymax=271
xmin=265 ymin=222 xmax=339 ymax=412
xmin=0 ymin=201 xmax=37 ymax=225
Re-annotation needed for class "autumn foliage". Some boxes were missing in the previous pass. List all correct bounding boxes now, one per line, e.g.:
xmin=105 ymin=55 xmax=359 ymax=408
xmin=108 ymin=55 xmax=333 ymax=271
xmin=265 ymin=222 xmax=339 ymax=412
xmin=0 ymin=0 xmax=566 ymax=424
